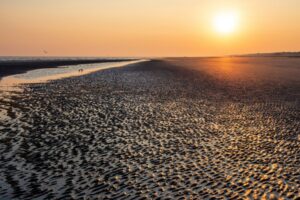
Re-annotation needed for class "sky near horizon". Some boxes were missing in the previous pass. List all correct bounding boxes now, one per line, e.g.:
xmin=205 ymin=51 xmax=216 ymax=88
xmin=1 ymin=0 xmax=300 ymax=57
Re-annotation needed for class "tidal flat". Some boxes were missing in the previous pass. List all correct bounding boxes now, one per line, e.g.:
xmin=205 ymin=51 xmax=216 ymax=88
xmin=0 ymin=57 xmax=300 ymax=199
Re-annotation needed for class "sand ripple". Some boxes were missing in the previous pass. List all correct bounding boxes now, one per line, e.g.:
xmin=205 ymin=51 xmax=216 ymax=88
xmin=0 ymin=60 xmax=300 ymax=199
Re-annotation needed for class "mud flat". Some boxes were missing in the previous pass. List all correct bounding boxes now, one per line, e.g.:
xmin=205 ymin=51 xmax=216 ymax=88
xmin=0 ymin=57 xmax=300 ymax=199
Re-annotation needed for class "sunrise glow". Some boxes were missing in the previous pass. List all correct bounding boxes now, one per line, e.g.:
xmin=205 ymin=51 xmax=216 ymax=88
xmin=213 ymin=11 xmax=239 ymax=35
xmin=1 ymin=0 xmax=300 ymax=56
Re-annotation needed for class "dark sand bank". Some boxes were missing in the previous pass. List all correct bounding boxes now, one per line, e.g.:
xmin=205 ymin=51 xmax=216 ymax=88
xmin=234 ymin=52 xmax=300 ymax=58
xmin=0 ymin=58 xmax=300 ymax=199
xmin=0 ymin=58 xmax=135 ymax=78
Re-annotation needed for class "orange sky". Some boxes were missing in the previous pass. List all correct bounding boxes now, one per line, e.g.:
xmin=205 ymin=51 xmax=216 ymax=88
xmin=1 ymin=0 xmax=300 ymax=57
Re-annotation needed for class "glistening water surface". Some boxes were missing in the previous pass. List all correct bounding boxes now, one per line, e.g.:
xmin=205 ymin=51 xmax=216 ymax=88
xmin=0 ymin=60 xmax=144 ymax=90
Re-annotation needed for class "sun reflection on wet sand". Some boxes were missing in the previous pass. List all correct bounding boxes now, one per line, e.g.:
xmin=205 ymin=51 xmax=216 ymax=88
xmin=167 ymin=57 xmax=300 ymax=83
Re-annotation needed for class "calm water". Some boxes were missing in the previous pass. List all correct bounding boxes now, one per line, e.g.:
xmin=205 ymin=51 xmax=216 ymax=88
xmin=0 ymin=60 xmax=144 ymax=90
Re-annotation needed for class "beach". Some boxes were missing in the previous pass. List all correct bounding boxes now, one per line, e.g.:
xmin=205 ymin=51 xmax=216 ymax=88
xmin=0 ymin=57 xmax=300 ymax=199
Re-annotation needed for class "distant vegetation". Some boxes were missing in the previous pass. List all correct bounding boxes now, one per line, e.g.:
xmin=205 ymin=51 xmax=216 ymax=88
xmin=233 ymin=52 xmax=300 ymax=58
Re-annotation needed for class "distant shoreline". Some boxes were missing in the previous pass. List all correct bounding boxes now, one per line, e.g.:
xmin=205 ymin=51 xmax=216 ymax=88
xmin=231 ymin=52 xmax=300 ymax=58
xmin=0 ymin=58 xmax=136 ymax=79
xmin=1 ymin=52 xmax=299 ymax=79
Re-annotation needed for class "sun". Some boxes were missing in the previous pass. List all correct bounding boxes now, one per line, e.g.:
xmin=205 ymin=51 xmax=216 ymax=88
xmin=213 ymin=11 xmax=239 ymax=35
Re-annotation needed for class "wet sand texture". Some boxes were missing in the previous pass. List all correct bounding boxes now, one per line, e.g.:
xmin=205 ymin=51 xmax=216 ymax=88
xmin=0 ymin=58 xmax=135 ymax=79
xmin=0 ymin=58 xmax=300 ymax=199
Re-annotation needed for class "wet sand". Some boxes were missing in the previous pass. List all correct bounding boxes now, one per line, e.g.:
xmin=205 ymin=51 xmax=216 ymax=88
xmin=0 ymin=57 xmax=300 ymax=199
